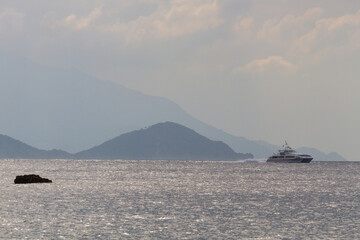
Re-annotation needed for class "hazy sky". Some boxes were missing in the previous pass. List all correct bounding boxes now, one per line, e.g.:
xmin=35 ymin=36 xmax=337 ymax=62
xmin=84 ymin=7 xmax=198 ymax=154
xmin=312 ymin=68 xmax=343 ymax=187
xmin=1 ymin=0 xmax=360 ymax=160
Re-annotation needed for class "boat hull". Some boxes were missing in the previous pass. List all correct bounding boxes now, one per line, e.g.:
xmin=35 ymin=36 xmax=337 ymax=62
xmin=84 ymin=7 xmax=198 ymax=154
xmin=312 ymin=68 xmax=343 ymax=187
xmin=267 ymin=157 xmax=313 ymax=163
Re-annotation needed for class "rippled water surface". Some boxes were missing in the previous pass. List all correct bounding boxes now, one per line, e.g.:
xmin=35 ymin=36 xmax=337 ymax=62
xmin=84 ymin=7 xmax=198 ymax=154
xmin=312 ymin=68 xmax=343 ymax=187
xmin=0 ymin=160 xmax=359 ymax=239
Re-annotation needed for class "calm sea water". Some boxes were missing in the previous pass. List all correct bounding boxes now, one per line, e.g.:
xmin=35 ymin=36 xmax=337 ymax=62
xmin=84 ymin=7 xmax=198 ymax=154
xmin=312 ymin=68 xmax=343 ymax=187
xmin=0 ymin=159 xmax=359 ymax=239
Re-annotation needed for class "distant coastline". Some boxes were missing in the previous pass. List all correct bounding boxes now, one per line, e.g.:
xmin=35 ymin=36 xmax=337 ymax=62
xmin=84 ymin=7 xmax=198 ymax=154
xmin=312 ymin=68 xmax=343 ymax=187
xmin=0 ymin=121 xmax=347 ymax=161
xmin=0 ymin=122 xmax=253 ymax=161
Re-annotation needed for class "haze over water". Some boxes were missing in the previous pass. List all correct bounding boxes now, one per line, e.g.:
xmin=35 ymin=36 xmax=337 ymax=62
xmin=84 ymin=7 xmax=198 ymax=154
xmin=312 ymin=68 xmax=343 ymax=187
xmin=2 ymin=1 xmax=360 ymax=160
xmin=0 ymin=159 xmax=359 ymax=239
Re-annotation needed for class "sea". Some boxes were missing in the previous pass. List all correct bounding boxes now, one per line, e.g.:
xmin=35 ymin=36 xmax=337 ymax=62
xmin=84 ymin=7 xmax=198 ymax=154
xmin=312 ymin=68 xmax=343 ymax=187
xmin=0 ymin=159 xmax=359 ymax=239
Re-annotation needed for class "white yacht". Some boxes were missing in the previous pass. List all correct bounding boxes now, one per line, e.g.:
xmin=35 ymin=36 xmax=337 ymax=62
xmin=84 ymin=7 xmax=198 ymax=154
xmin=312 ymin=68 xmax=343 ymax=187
xmin=267 ymin=142 xmax=313 ymax=163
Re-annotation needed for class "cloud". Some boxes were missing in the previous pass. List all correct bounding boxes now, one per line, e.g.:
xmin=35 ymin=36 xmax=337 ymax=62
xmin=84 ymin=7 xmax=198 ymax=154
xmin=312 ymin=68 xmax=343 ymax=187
xmin=52 ymin=7 xmax=102 ymax=30
xmin=153 ymin=0 xmax=223 ymax=38
xmin=0 ymin=8 xmax=25 ymax=35
xmin=233 ymin=17 xmax=254 ymax=32
xmin=244 ymin=7 xmax=360 ymax=71
xmin=257 ymin=8 xmax=323 ymax=42
xmin=322 ymin=9 xmax=360 ymax=32
xmin=290 ymin=9 xmax=360 ymax=62
xmin=233 ymin=56 xmax=296 ymax=75
xmin=49 ymin=0 xmax=224 ymax=44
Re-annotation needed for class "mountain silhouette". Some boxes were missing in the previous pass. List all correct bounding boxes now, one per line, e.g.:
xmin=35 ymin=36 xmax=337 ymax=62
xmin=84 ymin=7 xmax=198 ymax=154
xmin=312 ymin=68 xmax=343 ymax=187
xmin=0 ymin=134 xmax=71 ymax=159
xmin=296 ymin=147 xmax=347 ymax=162
xmin=76 ymin=122 xmax=253 ymax=160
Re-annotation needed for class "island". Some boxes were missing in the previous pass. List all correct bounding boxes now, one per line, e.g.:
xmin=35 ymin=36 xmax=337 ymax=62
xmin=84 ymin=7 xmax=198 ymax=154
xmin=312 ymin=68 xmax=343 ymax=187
xmin=75 ymin=122 xmax=253 ymax=160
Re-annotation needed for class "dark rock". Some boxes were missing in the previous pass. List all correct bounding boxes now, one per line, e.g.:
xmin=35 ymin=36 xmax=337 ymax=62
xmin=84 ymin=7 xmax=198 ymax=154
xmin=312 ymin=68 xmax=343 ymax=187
xmin=14 ymin=174 xmax=52 ymax=184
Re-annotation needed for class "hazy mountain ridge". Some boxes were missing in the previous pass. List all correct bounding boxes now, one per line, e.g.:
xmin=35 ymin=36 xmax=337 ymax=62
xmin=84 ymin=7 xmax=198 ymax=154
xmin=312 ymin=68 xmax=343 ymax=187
xmin=0 ymin=134 xmax=71 ymax=159
xmin=0 ymin=53 xmax=346 ymax=161
xmin=76 ymin=122 xmax=253 ymax=160
xmin=0 ymin=122 xmax=252 ymax=160
xmin=297 ymin=147 xmax=347 ymax=162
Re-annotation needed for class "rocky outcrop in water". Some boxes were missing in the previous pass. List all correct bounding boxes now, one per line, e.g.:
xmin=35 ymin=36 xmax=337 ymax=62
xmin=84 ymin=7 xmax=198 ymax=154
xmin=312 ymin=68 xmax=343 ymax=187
xmin=14 ymin=174 xmax=52 ymax=184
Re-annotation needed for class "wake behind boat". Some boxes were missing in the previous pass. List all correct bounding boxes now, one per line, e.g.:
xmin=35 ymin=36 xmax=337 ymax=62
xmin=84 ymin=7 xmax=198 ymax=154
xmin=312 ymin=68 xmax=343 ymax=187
xmin=267 ymin=142 xmax=313 ymax=163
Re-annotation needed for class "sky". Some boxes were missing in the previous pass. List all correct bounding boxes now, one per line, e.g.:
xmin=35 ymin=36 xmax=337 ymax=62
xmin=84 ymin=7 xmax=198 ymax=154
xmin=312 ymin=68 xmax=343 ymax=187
xmin=1 ymin=0 xmax=360 ymax=160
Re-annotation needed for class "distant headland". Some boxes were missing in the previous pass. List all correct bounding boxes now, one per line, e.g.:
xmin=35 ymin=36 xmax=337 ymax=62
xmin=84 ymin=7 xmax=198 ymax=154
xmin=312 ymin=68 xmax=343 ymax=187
xmin=0 ymin=122 xmax=253 ymax=161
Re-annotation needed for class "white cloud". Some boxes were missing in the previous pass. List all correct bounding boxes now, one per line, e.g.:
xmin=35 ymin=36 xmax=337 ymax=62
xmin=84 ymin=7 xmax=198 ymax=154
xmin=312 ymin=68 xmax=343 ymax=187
xmin=233 ymin=17 xmax=254 ymax=32
xmin=323 ymin=9 xmax=360 ymax=32
xmin=0 ymin=8 xmax=25 ymax=35
xmin=49 ymin=1 xmax=224 ymax=44
xmin=52 ymin=7 xmax=102 ymax=30
xmin=243 ymin=7 xmax=360 ymax=72
xmin=257 ymin=8 xmax=323 ymax=43
xmin=233 ymin=56 xmax=296 ymax=75
xmin=154 ymin=0 xmax=223 ymax=38
xmin=289 ymin=9 xmax=360 ymax=63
